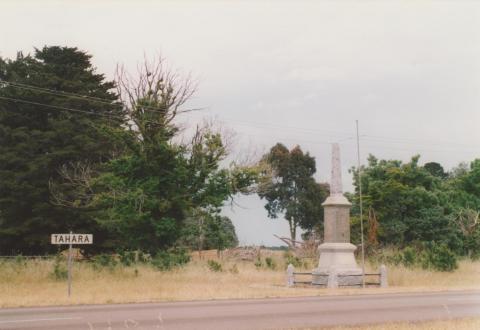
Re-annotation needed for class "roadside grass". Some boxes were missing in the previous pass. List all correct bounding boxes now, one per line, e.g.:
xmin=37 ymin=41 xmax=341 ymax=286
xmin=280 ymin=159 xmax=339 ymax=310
xmin=293 ymin=317 xmax=480 ymax=329
xmin=0 ymin=252 xmax=479 ymax=308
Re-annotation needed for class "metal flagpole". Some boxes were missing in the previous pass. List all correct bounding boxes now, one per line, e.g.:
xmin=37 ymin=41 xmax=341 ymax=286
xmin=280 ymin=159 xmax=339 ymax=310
xmin=356 ymin=120 xmax=366 ymax=288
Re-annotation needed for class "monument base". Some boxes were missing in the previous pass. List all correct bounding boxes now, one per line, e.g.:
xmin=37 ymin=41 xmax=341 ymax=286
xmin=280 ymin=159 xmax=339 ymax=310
xmin=312 ymin=242 xmax=362 ymax=286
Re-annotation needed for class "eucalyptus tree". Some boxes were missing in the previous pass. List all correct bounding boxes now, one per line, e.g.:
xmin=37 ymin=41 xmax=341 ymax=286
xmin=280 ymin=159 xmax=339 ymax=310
xmin=258 ymin=143 xmax=328 ymax=243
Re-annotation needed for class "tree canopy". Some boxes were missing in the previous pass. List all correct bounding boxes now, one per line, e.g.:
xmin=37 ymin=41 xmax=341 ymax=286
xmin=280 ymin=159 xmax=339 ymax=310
xmin=0 ymin=46 xmax=122 ymax=254
xmin=0 ymin=48 xmax=256 ymax=255
xmin=258 ymin=143 xmax=328 ymax=242
xmin=350 ymin=155 xmax=480 ymax=257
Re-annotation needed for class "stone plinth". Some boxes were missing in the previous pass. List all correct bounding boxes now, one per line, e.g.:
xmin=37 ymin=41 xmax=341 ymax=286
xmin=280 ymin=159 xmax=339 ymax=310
xmin=312 ymin=243 xmax=362 ymax=286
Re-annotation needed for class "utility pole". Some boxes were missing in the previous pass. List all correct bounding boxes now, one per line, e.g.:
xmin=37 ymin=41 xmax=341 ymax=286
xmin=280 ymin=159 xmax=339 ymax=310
xmin=356 ymin=120 xmax=366 ymax=288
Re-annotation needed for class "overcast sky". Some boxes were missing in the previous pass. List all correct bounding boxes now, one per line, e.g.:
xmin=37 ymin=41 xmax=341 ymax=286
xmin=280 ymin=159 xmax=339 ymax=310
xmin=1 ymin=0 xmax=479 ymax=245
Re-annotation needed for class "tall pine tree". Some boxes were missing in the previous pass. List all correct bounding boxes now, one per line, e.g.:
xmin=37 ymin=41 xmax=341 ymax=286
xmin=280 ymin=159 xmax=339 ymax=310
xmin=0 ymin=46 xmax=122 ymax=254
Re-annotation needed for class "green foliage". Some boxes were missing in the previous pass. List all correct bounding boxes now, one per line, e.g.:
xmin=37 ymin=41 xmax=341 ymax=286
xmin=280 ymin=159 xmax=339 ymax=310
xmin=350 ymin=155 xmax=480 ymax=259
xmin=402 ymin=247 xmax=416 ymax=267
xmin=0 ymin=46 xmax=122 ymax=254
xmin=207 ymin=260 xmax=223 ymax=272
xmin=254 ymin=257 xmax=263 ymax=268
xmin=91 ymin=254 xmax=118 ymax=270
xmin=51 ymin=256 xmax=68 ymax=280
xmin=84 ymin=67 xmax=256 ymax=253
xmin=150 ymin=248 xmax=190 ymax=271
xmin=264 ymin=257 xmax=276 ymax=270
xmin=283 ymin=251 xmax=303 ymax=268
xmin=180 ymin=211 xmax=238 ymax=252
xmin=118 ymin=251 xmax=137 ymax=266
xmin=259 ymin=143 xmax=328 ymax=241
xmin=424 ymin=162 xmax=447 ymax=179
xmin=14 ymin=255 xmax=27 ymax=267
xmin=0 ymin=48 xmax=259 ymax=255
xmin=421 ymin=243 xmax=458 ymax=272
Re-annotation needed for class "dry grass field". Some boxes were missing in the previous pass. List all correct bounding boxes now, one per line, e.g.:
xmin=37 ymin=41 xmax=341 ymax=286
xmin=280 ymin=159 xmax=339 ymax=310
xmin=0 ymin=250 xmax=479 ymax=308
xmin=295 ymin=317 xmax=480 ymax=330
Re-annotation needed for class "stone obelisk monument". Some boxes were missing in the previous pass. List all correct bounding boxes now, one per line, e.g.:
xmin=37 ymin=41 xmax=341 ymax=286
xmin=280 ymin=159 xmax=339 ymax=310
xmin=312 ymin=143 xmax=362 ymax=286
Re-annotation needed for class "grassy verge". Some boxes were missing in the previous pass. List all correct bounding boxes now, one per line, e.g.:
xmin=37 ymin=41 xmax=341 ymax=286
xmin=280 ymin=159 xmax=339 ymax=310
xmin=293 ymin=317 xmax=480 ymax=329
xmin=0 ymin=253 xmax=479 ymax=308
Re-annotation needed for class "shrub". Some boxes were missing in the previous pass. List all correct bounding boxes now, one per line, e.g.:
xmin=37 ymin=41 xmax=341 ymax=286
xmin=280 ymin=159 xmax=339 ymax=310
xmin=119 ymin=251 xmax=136 ymax=266
xmin=284 ymin=252 xmax=302 ymax=268
xmin=207 ymin=260 xmax=223 ymax=272
xmin=402 ymin=247 xmax=416 ymax=267
xmin=386 ymin=253 xmax=403 ymax=266
xmin=50 ymin=257 xmax=68 ymax=280
xmin=421 ymin=242 xmax=458 ymax=272
xmin=254 ymin=257 xmax=263 ymax=268
xmin=14 ymin=255 xmax=27 ymax=267
xmin=265 ymin=257 xmax=276 ymax=270
xmin=151 ymin=248 xmax=190 ymax=271
xmin=91 ymin=254 xmax=117 ymax=270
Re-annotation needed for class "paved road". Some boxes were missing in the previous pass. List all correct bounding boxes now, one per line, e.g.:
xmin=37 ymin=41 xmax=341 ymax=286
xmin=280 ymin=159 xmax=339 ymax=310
xmin=0 ymin=291 xmax=479 ymax=330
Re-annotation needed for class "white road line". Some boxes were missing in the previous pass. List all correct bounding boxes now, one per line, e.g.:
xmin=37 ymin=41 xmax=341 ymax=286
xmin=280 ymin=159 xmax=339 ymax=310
xmin=0 ymin=317 xmax=82 ymax=324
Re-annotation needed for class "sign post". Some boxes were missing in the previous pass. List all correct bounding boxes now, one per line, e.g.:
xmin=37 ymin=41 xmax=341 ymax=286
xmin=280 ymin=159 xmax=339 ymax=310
xmin=51 ymin=233 xmax=93 ymax=297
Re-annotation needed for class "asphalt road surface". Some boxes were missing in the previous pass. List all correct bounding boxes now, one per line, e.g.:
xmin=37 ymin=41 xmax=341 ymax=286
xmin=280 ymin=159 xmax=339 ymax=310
xmin=1 ymin=290 xmax=479 ymax=330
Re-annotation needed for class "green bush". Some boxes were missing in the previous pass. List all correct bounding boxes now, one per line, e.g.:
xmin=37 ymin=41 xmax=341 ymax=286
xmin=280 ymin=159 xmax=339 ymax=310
xmin=14 ymin=255 xmax=27 ymax=267
xmin=119 ymin=251 xmax=136 ymax=266
xmin=421 ymin=242 xmax=458 ymax=272
xmin=254 ymin=257 xmax=263 ymax=268
xmin=402 ymin=247 xmax=416 ymax=267
xmin=207 ymin=260 xmax=223 ymax=272
xmin=265 ymin=257 xmax=276 ymax=270
xmin=91 ymin=254 xmax=118 ymax=270
xmin=150 ymin=248 xmax=190 ymax=271
xmin=51 ymin=257 xmax=68 ymax=280
xmin=385 ymin=253 xmax=403 ymax=266
xmin=284 ymin=252 xmax=302 ymax=268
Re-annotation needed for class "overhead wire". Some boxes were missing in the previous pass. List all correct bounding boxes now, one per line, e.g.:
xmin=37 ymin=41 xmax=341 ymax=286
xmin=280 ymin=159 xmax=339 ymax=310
xmin=0 ymin=96 xmax=124 ymax=120
xmin=1 ymin=79 xmax=479 ymax=153
xmin=0 ymin=96 xmax=171 ymax=127
xmin=0 ymin=79 xmax=203 ymax=115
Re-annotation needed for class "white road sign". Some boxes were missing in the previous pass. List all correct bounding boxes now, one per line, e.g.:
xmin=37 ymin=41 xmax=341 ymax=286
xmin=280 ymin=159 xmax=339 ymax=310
xmin=51 ymin=233 xmax=93 ymax=245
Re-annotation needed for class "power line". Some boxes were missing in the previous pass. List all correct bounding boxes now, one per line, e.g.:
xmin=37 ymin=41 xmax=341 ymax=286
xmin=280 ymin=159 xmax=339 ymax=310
xmin=0 ymin=79 xmax=203 ymax=115
xmin=362 ymin=134 xmax=478 ymax=149
xmin=0 ymin=96 xmax=124 ymax=120
xmin=2 ymin=80 xmax=479 ymax=153
xmin=0 ymin=95 xmax=201 ymax=128
xmin=187 ymin=113 xmax=480 ymax=150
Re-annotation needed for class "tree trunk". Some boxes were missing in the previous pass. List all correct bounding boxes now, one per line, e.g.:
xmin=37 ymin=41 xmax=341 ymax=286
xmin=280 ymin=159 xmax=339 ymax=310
xmin=289 ymin=219 xmax=296 ymax=247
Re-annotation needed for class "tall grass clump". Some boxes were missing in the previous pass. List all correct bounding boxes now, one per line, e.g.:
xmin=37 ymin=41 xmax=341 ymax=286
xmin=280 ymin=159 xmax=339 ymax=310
xmin=50 ymin=256 xmax=68 ymax=280
xmin=207 ymin=260 xmax=223 ymax=272
xmin=371 ymin=243 xmax=458 ymax=272
xmin=91 ymin=254 xmax=118 ymax=270
xmin=151 ymin=248 xmax=190 ymax=271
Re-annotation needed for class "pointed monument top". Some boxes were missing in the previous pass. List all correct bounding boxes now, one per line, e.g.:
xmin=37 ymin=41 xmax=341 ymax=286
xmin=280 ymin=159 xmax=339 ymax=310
xmin=322 ymin=143 xmax=351 ymax=206
xmin=330 ymin=143 xmax=342 ymax=196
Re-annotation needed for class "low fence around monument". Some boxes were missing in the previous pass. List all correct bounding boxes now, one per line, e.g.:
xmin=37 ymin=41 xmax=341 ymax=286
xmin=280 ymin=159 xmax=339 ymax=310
xmin=287 ymin=264 xmax=388 ymax=288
